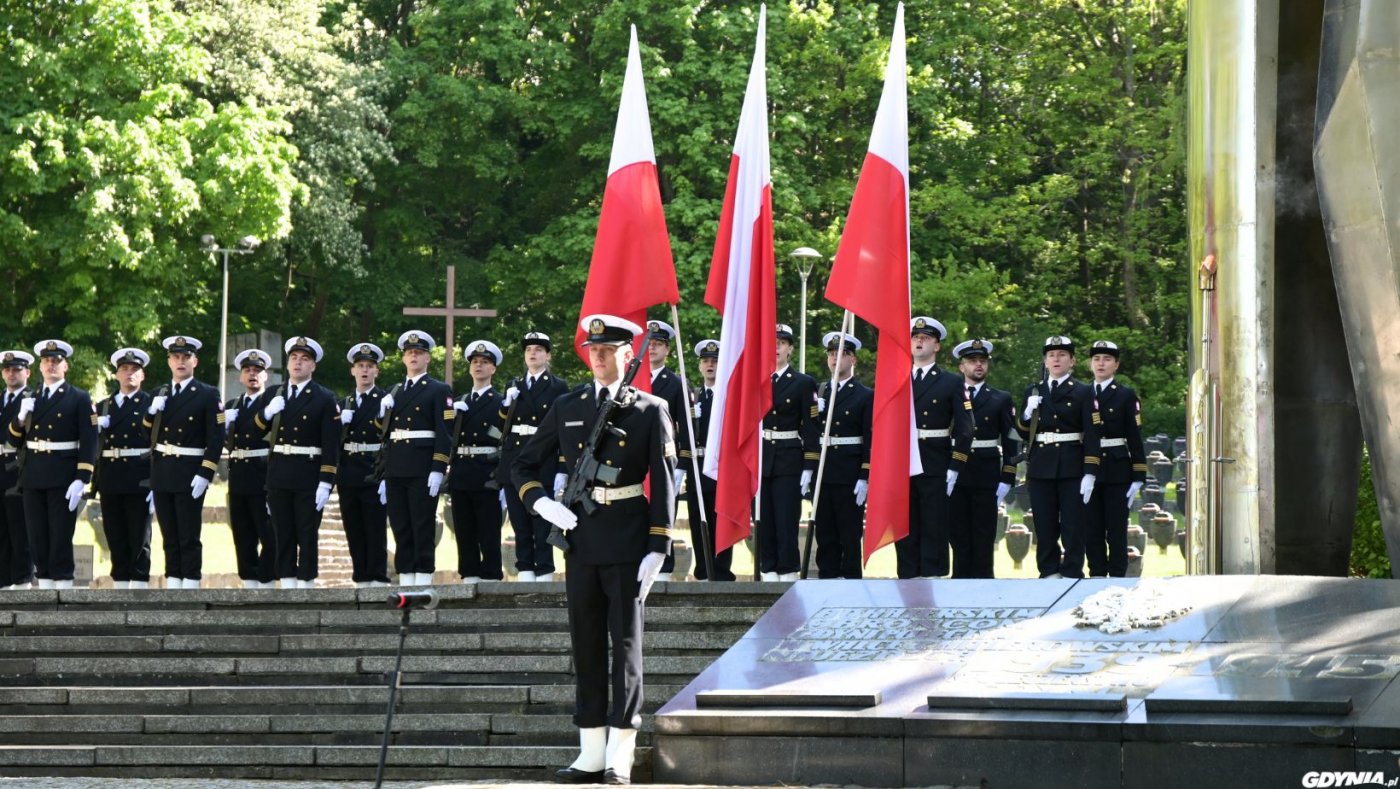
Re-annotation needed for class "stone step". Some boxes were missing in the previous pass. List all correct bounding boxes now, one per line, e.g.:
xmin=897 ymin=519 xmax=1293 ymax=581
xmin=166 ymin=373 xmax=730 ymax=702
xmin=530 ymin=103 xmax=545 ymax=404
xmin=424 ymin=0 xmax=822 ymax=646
xmin=0 ymin=683 xmax=685 ymax=716
xmin=0 ymin=744 xmax=653 ymax=781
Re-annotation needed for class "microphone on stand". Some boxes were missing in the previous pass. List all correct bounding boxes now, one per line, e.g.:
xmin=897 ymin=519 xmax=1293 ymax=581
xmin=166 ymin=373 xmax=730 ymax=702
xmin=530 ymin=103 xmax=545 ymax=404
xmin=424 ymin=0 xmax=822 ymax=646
xmin=387 ymin=589 xmax=438 ymax=610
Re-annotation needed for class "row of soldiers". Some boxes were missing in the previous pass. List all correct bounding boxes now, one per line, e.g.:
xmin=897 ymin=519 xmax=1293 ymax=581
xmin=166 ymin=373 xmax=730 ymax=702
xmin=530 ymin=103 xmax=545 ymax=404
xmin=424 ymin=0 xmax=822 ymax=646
xmin=0 ymin=315 xmax=1145 ymax=590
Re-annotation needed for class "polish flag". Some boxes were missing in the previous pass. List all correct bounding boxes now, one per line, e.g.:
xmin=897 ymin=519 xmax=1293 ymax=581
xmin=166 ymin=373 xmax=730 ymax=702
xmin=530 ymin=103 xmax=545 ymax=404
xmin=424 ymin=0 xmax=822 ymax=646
xmin=703 ymin=6 xmax=775 ymax=553
xmin=575 ymin=25 xmax=680 ymax=372
xmin=824 ymin=4 xmax=923 ymax=564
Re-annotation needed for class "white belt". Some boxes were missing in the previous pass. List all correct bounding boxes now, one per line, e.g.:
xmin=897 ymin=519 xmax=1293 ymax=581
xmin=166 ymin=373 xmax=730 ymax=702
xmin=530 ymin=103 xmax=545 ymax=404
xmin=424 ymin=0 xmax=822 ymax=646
xmin=970 ymin=440 xmax=1001 ymax=450
xmin=342 ymin=442 xmax=382 ymax=453
xmin=390 ymin=430 xmax=435 ymax=441
xmin=101 ymin=448 xmax=149 ymax=459
xmin=455 ymin=446 xmax=498 ymax=457
xmin=510 ymin=425 xmax=538 ymax=436
xmin=28 ymin=440 xmax=79 ymax=452
xmin=820 ymin=436 xmax=863 ymax=446
xmin=155 ymin=443 xmax=205 ymax=457
xmin=229 ymin=448 xmax=270 ymax=460
xmin=917 ymin=429 xmax=950 ymax=439
xmin=762 ymin=429 xmax=799 ymax=441
xmin=0 ymin=446 xmax=14 ymax=456
xmin=1100 ymin=438 xmax=1126 ymax=448
xmin=273 ymin=445 xmax=322 ymax=457
xmin=1037 ymin=432 xmax=1084 ymax=444
xmin=589 ymin=483 xmax=644 ymax=505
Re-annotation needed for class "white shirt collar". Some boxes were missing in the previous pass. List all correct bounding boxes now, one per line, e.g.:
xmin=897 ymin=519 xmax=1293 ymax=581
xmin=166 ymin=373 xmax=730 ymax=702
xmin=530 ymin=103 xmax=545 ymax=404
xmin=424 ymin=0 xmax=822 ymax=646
xmin=964 ymin=381 xmax=981 ymax=395
xmin=914 ymin=362 xmax=936 ymax=377
xmin=1049 ymin=373 xmax=1072 ymax=386
xmin=406 ymin=373 xmax=425 ymax=387
xmin=773 ymin=364 xmax=789 ymax=378
xmin=595 ymin=380 xmax=621 ymax=401
xmin=471 ymin=384 xmax=493 ymax=397
xmin=1095 ymin=377 xmax=1114 ymax=389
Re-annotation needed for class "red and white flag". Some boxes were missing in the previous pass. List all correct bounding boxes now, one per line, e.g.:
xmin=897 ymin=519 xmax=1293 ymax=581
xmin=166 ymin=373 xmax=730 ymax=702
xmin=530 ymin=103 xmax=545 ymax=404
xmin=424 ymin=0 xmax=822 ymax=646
xmin=575 ymin=25 xmax=679 ymax=370
xmin=703 ymin=6 xmax=775 ymax=553
xmin=824 ymin=4 xmax=923 ymax=564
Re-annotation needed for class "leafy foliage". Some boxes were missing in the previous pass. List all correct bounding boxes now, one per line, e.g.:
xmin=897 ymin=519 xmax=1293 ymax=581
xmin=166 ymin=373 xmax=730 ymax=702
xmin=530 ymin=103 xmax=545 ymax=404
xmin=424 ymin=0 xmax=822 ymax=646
xmin=1350 ymin=449 xmax=1390 ymax=578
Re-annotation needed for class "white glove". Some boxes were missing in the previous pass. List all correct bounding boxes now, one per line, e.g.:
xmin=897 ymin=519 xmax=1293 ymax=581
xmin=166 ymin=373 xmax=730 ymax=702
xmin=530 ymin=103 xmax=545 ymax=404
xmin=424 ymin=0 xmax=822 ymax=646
xmin=692 ymin=402 xmax=702 ymax=419
xmin=502 ymin=386 xmax=519 ymax=407
xmin=996 ymin=482 xmax=1011 ymax=505
xmin=453 ymin=399 xmax=470 ymax=413
xmin=1080 ymin=473 xmax=1096 ymax=504
xmin=816 ymin=396 xmax=826 ymax=414
xmin=946 ymin=469 xmax=959 ymax=497
xmin=377 ymin=480 xmax=387 ymax=505
xmin=146 ymin=395 xmax=166 ymax=415
xmin=262 ymin=395 xmax=285 ymax=419
xmin=340 ymin=409 xmax=354 ymax=425
xmin=799 ymin=469 xmax=813 ymax=496
xmin=314 ymin=481 xmax=332 ymax=511
xmin=97 ymin=414 xmax=111 ymax=431
xmin=637 ymin=551 xmax=666 ymax=603
xmin=498 ymin=489 xmax=507 ymax=510
xmin=1126 ymin=480 xmax=1144 ymax=504
xmin=553 ymin=472 xmax=567 ymax=499
xmin=1022 ymin=394 xmax=1042 ymax=421
xmin=222 ymin=409 xmax=238 ymax=427
xmin=64 ymin=480 xmax=85 ymax=512
xmin=534 ymin=498 xmax=578 ymax=531
xmin=378 ymin=393 xmax=395 ymax=418
xmin=146 ymin=491 xmax=155 ymax=515
xmin=427 ymin=470 xmax=444 ymax=497
xmin=854 ymin=479 xmax=868 ymax=506
xmin=672 ymin=468 xmax=684 ymax=493
xmin=191 ymin=476 xmax=210 ymax=499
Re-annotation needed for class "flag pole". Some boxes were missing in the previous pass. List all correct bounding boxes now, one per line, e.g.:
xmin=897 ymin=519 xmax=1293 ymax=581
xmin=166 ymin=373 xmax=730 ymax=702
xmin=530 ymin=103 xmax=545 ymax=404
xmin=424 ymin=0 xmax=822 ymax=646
xmin=668 ymin=304 xmax=716 ymax=581
xmin=800 ymin=309 xmax=854 ymax=579
xmin=752 ymin=421 xmax=763 ymax=582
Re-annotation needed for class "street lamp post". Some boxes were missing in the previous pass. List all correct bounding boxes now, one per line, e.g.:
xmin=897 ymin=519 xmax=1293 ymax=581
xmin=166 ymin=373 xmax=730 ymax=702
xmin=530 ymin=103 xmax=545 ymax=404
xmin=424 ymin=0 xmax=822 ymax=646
xmin=789 ymin=247 xmax=824 ymax=374
xmin=200 ymin=234 xmax=260 ymax=398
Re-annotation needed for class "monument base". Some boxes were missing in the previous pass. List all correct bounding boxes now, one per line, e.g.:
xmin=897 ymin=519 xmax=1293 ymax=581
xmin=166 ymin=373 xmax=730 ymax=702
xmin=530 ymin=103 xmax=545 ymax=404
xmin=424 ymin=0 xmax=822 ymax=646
xmin=655 ymin=577 xmax=1400 ymax=788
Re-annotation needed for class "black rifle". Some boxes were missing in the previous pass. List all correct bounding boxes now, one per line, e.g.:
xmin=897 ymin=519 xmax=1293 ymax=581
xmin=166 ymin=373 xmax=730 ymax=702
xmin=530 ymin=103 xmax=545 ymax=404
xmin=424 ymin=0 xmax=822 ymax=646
xmin=547 ymin=356 xmax=644 ymax=553
xmin=262 ymin=383 xmax=290 ymax=446
xmin=1009 ymin=366 xmax=1049 ymax=465
xmin=3 ymin=387 xmax=33 ymax=498
xmin=85 ymin=397 xmax=115 ymax=499
xmin=367 ymin=383 xmax=405 ymax=484
xmin=138 ymin=384 xmax=172 ymax=491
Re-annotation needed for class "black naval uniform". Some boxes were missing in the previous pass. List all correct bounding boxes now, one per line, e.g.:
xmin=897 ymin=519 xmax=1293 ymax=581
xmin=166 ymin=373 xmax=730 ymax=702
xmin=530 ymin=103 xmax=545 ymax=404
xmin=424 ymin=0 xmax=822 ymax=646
xmin=649 ymin=365 xmax=687 ymax=575
xmin=512 ymin=382 xmax=676 ymax=730
xmin=225 ymin=391 xmax=276 ymax=584
xmin=6 ymin=382 xmax=98 ymax=582
xmin=0 ymin=387 xmax=34 ymax=587
xmin=679 ymin=385 xmax=733 ymax=581
xmin=258 ymin=380 xmax=340 ymax=582
xmin=448 ymin=387 xmax=505 ymax=580
xmin=1084 ymin=380 xmax=1147 ymax=577
xmin=1017 ymin=378 xmax=1102 ymax=578
xmin=758 ymin=366 xmax=819 ymax=576
xmin=901 ymin=366 xmax=974 ymax=578
xmin=812 ymin=378 xmax=873 ymax=579
xmin=495 ymin=370 xmax=568 ymax=576
xmin=381 ymin=374 xmax=453 ymax=579
xmin=96 ymin=390 xmax=154 ymax=584
xmin=948 ymin=383 xmax=1018 ymax=579
xmin=338 ymin=387 xmax=389 ymax=584
xmin=147 ymin=378 xmax=224 ymax=581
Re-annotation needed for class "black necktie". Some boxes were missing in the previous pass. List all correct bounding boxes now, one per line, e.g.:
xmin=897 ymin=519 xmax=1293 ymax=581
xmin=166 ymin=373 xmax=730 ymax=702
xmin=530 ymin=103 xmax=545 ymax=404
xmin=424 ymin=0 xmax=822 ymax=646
xmin=355 ymin=394 xmax=362 ymax=409
xmin=245 ymin=396 xmax=253 ymax=409
xmin=1050 ymin=380 xmax=1060 ymax=396
xmin=38 ymin=388 xmax=49 ymax=404
xmin=527 ymin=376 xmax=534 ymax=390
xmin=470 ymin=392 xmax=479 ymax=403
xmin=598 ymin=387 xmax=611 ymax=411
xmin=967 ymin=385 xmax=975 ymax=400
xmin=1095 ymin=383 xmax=1102 ymax=397
xmin=772 ymin=372 xmax=779 ymax=383
xmin=917 ymin=368 xmax=925 ymax=382
xmin=290 ymin=384 xmax=299 ymax=400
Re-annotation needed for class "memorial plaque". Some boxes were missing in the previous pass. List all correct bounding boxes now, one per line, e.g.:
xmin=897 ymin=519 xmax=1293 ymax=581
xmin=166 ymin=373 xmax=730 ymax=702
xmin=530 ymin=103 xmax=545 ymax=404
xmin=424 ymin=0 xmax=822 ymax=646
xmin=655 ymin=576 xmax=1400 ymax=787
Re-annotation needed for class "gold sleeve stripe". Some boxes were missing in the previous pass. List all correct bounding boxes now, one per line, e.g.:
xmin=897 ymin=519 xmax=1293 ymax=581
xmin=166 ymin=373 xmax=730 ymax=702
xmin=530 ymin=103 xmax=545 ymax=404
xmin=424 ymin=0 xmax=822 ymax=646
xmin=519 ymin=480 xmax=543 ymax=495
xmin=1002 ymin=465 xmax=1017 ymax=473
xmin=649 ymin=526 xmax=671 ymax=537
xmin=432 ymin=453 xmax=450 ymax=463
xmin=442 ymin=410 xmax=454 ymax=420
xmin=861 ymin=463 xmax=871 ymax=469
xmin=201 ymin=460 xmax=218 ymax=471
xmin=1135 ymin=415 xmax=1143 ymax=425
xmin=1133 ymin=463 xmax=1149 ymax=471
xmin=963 ymin=401 xmax=972 ymax=410
xmin=76 ymin=462 xmax=94 ymax=472
xmin=254 ymin=415 xmax=267 ymax=430
xmin=803 ymin=452 xmax=819 ymax=460
xmin=1085 ymin=457 xmax=1100 ymax=465
xmin=679 ymin=450 xmax=692 ymax=458
xmin=90 ymin=414 xmax=99 ymax=425
xmin=320 ymin=465 xmax=336 ymax=474
xmin=9 ymin=425 xmax=22 ymax=437
xmin=951 ymin=452 xmax=968 ymax=462
xmin=216 ymin=412 xmax=226 ymax=424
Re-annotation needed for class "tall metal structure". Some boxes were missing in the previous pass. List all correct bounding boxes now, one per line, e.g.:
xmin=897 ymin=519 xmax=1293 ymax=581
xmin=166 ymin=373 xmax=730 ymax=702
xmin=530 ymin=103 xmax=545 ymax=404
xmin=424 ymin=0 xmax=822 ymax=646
xmin=1187 ymin=0 xmax=1394 ymax=576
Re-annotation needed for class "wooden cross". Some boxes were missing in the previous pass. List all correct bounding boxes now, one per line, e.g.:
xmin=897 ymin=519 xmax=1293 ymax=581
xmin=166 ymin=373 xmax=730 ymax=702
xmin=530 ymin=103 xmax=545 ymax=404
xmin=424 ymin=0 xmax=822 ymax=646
xmin=402 ymin=265 xmax=497 ymax=383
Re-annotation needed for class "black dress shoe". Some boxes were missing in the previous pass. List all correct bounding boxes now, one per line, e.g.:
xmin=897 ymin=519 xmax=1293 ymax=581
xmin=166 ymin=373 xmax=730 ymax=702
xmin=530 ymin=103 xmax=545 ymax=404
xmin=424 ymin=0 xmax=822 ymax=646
xmin=604 ymin=768 xmax=630 ymax=785
xmin=555 ymin=766 xmax=605 ymax=783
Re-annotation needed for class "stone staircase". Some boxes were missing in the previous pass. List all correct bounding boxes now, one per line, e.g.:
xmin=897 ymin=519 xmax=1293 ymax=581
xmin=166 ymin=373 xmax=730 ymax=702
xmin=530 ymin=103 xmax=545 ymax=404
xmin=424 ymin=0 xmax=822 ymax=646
xmin=0 ymin=582 xmax=783 ymax=781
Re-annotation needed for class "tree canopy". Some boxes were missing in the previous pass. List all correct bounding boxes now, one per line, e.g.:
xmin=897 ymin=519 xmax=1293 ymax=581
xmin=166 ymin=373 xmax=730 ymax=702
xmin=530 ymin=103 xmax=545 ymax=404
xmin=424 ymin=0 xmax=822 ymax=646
xmin=0 ymin=0 xmax=1187 ymax=433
